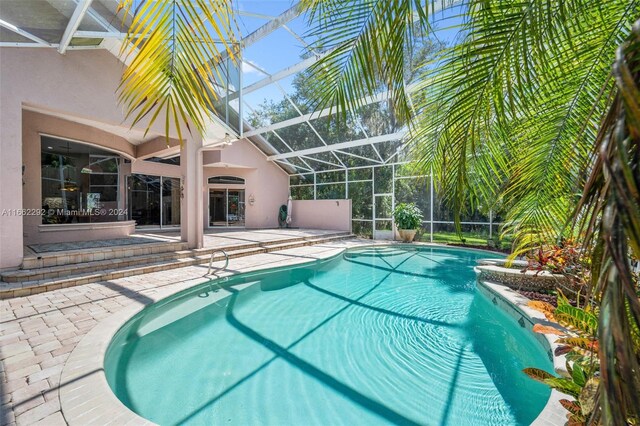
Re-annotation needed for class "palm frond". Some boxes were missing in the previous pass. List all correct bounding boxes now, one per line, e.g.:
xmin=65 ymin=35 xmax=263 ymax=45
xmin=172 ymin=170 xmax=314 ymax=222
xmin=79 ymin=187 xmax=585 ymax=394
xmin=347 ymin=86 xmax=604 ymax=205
xmin=572 ymin=19 xmax=640 ymax=424
xmin=117 ymin=0 xmax=239 ymax=144
xmin=409 ymin=0 xmax=639 ymax=250
xmin=300 ymin=0 xmax=439 ymax=125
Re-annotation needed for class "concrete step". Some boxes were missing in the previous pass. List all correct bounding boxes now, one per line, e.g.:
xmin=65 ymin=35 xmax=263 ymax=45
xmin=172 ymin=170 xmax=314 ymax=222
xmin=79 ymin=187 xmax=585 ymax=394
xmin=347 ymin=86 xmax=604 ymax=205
xmin=21 ymin=240 xmax=188 ymax=269
xmin=4 ymin=232 xmax=351 ymax=283
xmin=0 ymin=233 xmax=356 ymax=298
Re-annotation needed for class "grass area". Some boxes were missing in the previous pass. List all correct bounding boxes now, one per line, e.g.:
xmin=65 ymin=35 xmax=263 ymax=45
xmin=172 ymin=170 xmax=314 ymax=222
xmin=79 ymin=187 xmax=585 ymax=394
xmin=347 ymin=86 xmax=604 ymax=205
xmin=431 ymin=232 xmax=489 ymax=245
xmin=420 ymin=231 xmax=514 ymax=252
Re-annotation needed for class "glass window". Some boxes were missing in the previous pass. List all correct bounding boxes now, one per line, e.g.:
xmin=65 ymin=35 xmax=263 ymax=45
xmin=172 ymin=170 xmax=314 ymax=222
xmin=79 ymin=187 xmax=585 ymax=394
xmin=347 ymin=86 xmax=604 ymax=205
xmin=128 ymin=174 xmax=181 ymax=228
xmin=128 ymin=175 xmax=161 ymax=227
xmin=41 ymin=137 xmax=123 ymax=224
xmin=208 ymin=176 xmax=246 ymax=185
xmin=162 ymin=178 xmax=181 ymax=227
xmin=209 ymin=189 xmax=245 ymax=227
xmin=145 ymin=156 xmax=180 ymax=165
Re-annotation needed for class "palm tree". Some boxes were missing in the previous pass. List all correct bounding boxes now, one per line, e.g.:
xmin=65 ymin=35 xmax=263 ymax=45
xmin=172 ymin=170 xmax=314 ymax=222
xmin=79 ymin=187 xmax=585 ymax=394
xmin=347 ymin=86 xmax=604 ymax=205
xmin=573 ymin=23 xmax=640 ymax=423
xmin=301 ymin=1 xmax=640 ymax=422
xmin=116 ymin=0 xmax=639 ymax=423
xmin=116 ymin=0 xmax=239 ymax=144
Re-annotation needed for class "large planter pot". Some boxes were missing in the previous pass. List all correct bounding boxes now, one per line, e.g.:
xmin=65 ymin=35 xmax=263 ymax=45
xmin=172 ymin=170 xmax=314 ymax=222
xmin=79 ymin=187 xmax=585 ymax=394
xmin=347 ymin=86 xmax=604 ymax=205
xmin=397 ymin=229 xmax=417 ymax=242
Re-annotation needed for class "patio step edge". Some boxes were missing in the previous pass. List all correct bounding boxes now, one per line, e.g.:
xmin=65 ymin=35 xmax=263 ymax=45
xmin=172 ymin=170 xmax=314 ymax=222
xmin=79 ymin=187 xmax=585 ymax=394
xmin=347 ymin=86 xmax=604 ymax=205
xmin=0 ymin=234 xmax=356 ymax=298
xmin=21 ymin=241 xmax=189 ymax=269
xmin=4 ymin=232 xmax=352 ymax=282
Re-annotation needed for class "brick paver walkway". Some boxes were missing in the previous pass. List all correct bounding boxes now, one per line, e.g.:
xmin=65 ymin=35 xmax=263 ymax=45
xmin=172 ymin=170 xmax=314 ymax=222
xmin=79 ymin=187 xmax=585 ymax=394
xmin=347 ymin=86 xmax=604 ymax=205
xmin=1 ymin=241 xmax=364 ymax=425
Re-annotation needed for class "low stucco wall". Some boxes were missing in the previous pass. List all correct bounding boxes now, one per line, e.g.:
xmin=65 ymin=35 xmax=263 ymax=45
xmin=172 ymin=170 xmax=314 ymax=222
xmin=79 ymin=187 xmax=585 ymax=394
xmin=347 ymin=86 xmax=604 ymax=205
xmin=36 ymin=221 xmax=136 ymax=245
xmin=290 ymin=200 xmax=352 ymax=232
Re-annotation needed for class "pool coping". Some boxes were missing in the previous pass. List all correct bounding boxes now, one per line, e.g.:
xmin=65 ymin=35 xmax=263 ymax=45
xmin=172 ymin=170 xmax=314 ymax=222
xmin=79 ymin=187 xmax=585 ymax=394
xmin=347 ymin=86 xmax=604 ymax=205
xmin=60 ymin=243 xmax=357 ymax=425
xmin=476 ymin=280 xmax=571 ymax=426
xmin=60 ymin=242 xmax=564 ymax=425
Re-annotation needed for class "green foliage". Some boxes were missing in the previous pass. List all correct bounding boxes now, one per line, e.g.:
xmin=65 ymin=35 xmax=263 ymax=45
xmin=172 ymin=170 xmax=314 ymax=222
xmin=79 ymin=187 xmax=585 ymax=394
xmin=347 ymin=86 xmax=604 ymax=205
xmin=409 ymin=0 xmax=639 ymax=253
xmin=393 ymin=203 xmax=423 ymax=230
xmin=526 ymin=299 xmax=601 ymax=424
xmin=303 ymin=2 xmax=640 ymax=422
xmin=525 ymin=241 xmax=585 ymax=275
xmin=300 ymin=0 xmax=435 ymax=125
xmin=555 ymin=298 xmax=599 ymax=337
xmin=522 ymin=367 xmax=553 ymax=382
xmin=545 ymin=378 xmax=584 ymax=398
xmin=572 ymin=18 xmax=640 ymax=423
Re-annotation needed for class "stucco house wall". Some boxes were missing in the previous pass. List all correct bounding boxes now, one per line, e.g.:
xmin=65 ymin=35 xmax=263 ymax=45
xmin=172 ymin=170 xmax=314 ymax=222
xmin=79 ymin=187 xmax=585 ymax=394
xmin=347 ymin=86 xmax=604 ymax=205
xmin=0 ymin=47 xmax=290 ymax=269
xmin=203 ymin=139 xmax=289 ymax=228
xmin=0 ymin=48 xmax=173 ymax=268
xmin=21 ymin=110 xmax=138 ymax=245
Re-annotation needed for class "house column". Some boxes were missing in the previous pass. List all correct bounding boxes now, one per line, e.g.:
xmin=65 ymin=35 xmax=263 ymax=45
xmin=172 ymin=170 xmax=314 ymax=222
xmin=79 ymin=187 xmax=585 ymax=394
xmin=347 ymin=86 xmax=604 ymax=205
xmin=0 ymin=97 xmax=24 ymax=269
xmin=180 ymin=132 xmax=203 ymax=248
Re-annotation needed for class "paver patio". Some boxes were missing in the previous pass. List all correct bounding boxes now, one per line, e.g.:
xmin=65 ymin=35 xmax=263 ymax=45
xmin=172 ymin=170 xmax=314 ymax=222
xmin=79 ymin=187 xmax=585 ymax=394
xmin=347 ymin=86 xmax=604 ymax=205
xmin=0 ymin=240 xmax=372 ymax=425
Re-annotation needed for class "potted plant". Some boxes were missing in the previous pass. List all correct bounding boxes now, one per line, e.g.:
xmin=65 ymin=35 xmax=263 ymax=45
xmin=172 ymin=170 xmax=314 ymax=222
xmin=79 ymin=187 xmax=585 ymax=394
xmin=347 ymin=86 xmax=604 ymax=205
xmin=393 ymin=203 xmax=423 ymax=242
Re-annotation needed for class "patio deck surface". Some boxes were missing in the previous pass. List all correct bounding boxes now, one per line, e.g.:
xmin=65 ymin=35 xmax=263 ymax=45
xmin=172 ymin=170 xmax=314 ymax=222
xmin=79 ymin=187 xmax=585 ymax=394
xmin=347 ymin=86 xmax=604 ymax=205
xmin=138 ymin=228 xmax=346 ymax=249
xmin=1 ymin=238 xmax=371 ymax=425
xmin=24 ymin=228 xmax=343 ymax=257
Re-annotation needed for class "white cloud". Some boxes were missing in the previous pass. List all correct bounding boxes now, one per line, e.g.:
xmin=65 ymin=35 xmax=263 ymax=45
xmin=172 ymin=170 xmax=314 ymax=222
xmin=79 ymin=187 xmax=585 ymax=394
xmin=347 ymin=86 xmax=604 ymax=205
xmin=242 ymin=60 xmax=264 ymax=75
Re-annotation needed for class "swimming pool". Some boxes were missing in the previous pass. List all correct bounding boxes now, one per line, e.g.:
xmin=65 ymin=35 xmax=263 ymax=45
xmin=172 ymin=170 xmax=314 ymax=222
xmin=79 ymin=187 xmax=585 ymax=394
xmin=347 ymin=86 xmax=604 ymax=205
xmin=105 ymin=245 xmax=552 ymax=425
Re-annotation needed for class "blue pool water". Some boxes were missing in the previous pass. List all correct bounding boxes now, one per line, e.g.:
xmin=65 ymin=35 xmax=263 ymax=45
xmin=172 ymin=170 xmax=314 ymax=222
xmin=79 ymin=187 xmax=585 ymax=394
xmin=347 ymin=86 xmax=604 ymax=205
xmin=105 ymin=246 xmax=552 ymax=425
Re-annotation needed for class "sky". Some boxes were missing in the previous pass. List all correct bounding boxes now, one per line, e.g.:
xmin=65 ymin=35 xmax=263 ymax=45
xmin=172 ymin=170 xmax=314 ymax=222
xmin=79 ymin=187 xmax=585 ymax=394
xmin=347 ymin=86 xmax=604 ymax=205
xmin=233 ymin=0 xmax=466 ymax=117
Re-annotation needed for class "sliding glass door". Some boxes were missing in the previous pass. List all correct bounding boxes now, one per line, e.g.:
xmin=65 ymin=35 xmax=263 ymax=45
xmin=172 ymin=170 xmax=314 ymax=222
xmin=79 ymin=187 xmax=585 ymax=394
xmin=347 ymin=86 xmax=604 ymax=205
xmin=162 ymin=177 xmax=181 ymax=227
xmin=209 ymin=190 xmax=226 ymax=226
xmin=128 ymin=174 xmax=180 ymax=229
xmin=209 ymin=189 xmax=245 ymax=227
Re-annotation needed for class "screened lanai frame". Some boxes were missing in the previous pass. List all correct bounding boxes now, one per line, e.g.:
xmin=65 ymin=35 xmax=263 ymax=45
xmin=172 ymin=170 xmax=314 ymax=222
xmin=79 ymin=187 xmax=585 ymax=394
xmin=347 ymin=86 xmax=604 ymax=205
xmin=289 ymin=162 xmax=501 ymax=241
xmin=0 ymin=0 xmax=499 ymax=241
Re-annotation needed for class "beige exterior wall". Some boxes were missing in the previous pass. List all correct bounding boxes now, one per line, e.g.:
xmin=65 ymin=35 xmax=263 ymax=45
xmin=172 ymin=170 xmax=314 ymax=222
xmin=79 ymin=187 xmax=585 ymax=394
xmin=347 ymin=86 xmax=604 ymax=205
xmin=20 ymin=110 xmax=183 ymax=247
xmin=203 ymin=139 xmax=290 ymax=228
xmin=21 ymin=110 xmax=137 ymax=245
xmin=0 ymin=48 xmax=194 ymax=269
xmin=0 ymin=47 xmax=293 ymax=269
xmin=290 ymin=200 xmax=352 ymax=232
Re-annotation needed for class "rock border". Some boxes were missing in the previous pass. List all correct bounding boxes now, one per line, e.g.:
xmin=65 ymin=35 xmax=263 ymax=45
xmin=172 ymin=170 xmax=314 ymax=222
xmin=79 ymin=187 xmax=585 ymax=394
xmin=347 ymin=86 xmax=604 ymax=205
xmin=476 ymin=260 xmax=571 ymax=292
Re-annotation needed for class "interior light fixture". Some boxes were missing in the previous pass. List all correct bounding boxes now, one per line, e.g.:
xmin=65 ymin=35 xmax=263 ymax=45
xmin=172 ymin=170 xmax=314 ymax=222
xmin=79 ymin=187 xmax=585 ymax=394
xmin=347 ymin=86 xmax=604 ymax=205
xmin=222 ymin=133 xmax=234 ymax=146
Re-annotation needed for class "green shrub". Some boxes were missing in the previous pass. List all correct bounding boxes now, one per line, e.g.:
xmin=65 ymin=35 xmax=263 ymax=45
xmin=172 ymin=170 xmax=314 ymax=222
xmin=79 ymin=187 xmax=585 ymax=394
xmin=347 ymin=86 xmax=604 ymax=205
xmin=393 ymin=203 xmax=423 ymax=230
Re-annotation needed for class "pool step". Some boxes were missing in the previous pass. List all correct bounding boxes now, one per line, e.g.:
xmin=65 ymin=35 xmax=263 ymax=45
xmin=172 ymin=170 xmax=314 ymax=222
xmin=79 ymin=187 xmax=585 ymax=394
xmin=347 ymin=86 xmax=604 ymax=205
xmin=21 ymin=240 xmax=189 ymax=269
xmin=0 ymin=233 xmax=355 ymax=298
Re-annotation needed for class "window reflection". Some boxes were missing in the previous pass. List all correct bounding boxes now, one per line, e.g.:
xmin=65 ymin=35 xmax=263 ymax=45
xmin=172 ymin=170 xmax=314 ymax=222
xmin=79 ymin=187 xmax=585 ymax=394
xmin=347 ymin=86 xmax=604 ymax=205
xmin=128 ymin=174 xmax=181 ymax=228
xmin=41 ymin=137 xmax=123 ymax=224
